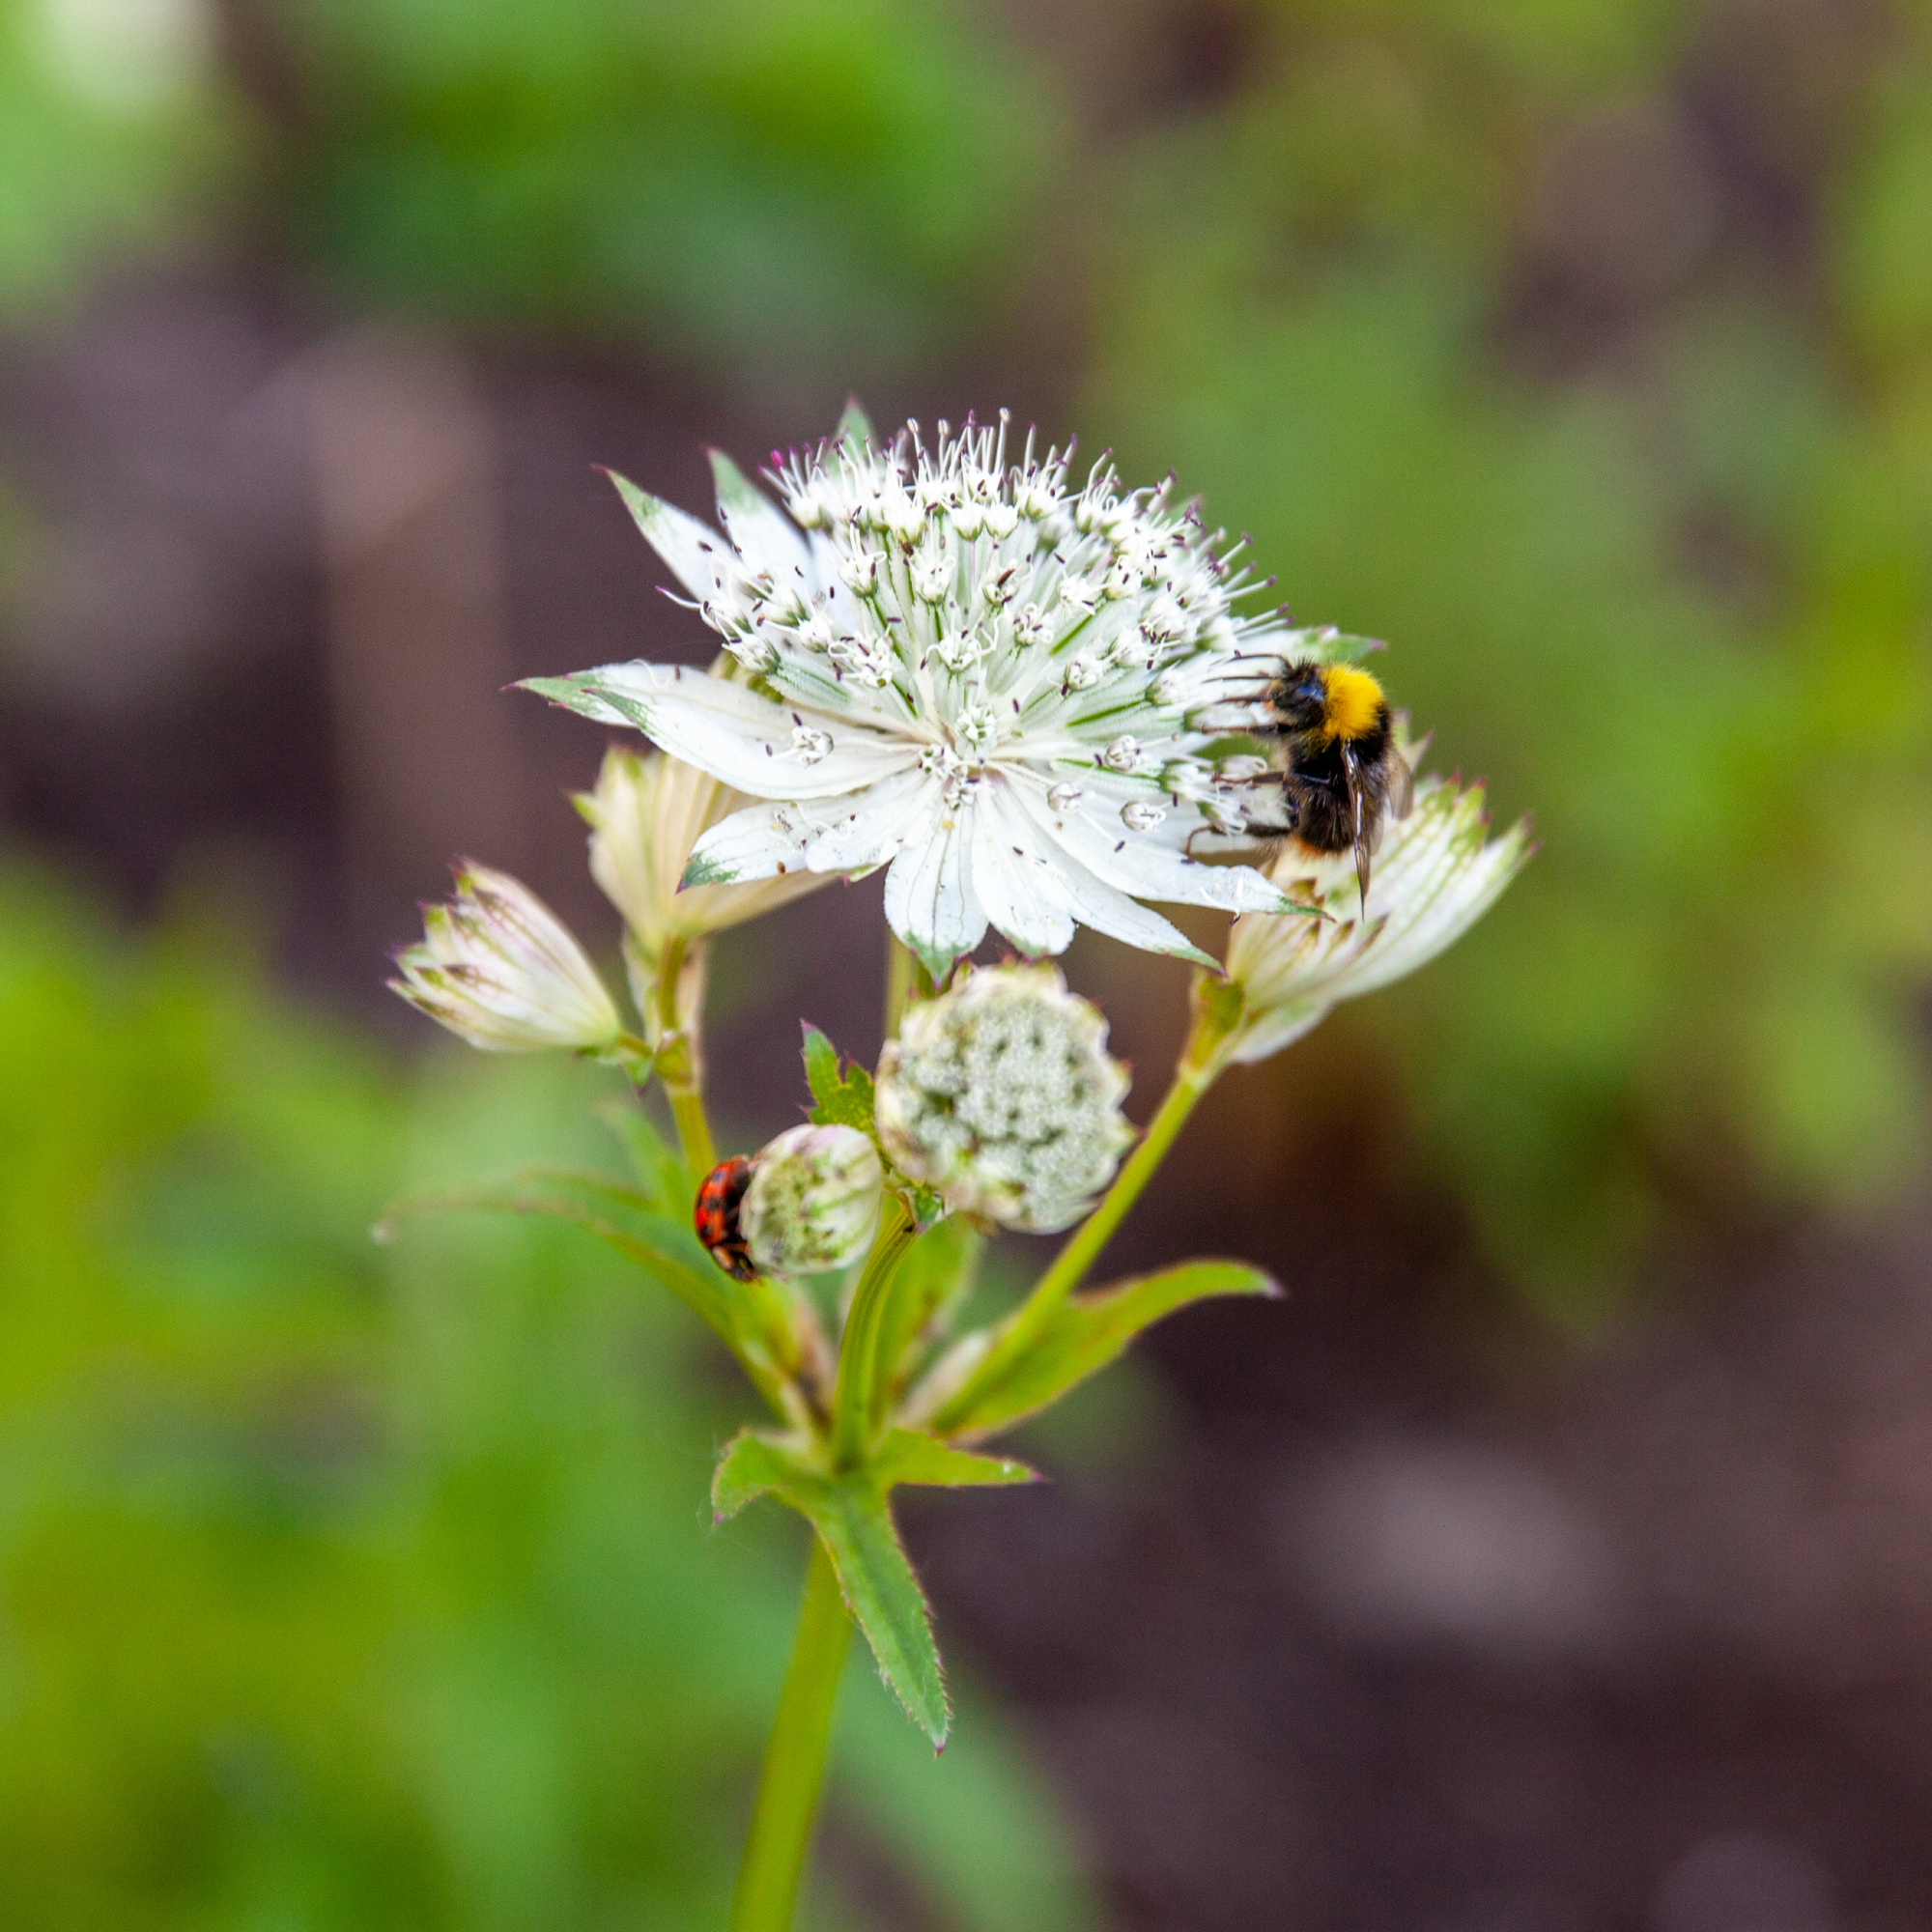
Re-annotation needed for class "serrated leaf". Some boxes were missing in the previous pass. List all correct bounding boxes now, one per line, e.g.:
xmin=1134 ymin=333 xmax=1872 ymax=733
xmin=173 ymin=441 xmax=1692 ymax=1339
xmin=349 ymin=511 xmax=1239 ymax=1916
xmin=931 ymin=1260 xmax=1279 ymax=1442
xmin=810 ymin=1477 xmax=948 ymax=1743
xmin=870 ymin=1430 xmax=1037 ymax=1490
xmin=801 ymin=1023 xmax=841 ymax=1110
xmin=801 ymin=1021 xmax=877 ymax=1136
xmin=710 ymin=1435 xmax=951 ymax=1743
xmin=712 ymin=1428 xmax=814 ymax=1520
xmin=597 ymin=1099 xmax=691 ymax=1213
xmin=1316 ymin=630 xmax=1387 ymax=665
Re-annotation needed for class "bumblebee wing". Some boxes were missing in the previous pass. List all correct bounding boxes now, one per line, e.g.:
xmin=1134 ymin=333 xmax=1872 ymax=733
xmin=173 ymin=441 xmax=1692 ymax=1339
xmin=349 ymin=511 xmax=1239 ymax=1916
xmin=1342 ymin=743 xmax=1373 ymax=916
xmin=1387 ymin=741 xmax=1416 ymax=820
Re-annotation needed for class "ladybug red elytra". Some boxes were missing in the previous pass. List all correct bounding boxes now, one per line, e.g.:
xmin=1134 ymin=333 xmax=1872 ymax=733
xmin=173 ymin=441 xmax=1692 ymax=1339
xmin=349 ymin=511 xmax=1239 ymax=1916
xmin=694 ymin=1154 xmax=758 ymax=1280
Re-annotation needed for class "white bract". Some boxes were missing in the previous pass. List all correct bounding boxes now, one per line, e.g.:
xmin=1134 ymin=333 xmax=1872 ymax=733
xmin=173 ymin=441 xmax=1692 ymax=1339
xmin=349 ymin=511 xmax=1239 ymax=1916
xmin=577 ymin=740 xmax=831 ymax=1005
xmin=1222 ymin=777 xmax=1531 ymax=1064
xmin=524 ymin=413 xmax=1305 ymax=977
xmin=875 ymin=964 xmax=1134 ymax=1233
xmin=740 ymin=1124 xmax=885 ymax=1278
xmin=390 ymin=863 xmax=621 ymax=1055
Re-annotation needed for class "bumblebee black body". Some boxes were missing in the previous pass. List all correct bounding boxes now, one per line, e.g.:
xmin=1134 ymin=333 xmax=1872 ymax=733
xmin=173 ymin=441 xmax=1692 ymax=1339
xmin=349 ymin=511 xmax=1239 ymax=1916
xmin=1245 ymin=657 xmax=1412 ymax=911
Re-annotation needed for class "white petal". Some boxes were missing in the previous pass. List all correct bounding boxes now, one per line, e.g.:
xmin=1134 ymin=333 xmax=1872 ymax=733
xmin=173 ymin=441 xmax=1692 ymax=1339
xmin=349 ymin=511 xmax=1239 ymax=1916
xmin=679 ymin=799 xmax=813 ymax=884
xmin=607 ymin=471 xmax=745 ymax=606
xmin=683 ymin=771 xmax=939 ymax=885
xmin=521 ymin=663 xmax=917 ymax=799
xmin=801 ymin=770 xmax=939 ymax=872
xmin=1030 ymin=780 xmax=1294 ymax=915
xmin=970 ymin=781 xmax=1076 ymax=957
xmin=883 ymin=802 xmax=988 ymax=978
xmin=1349 ymin=817 xmax=1527 ymax=996
xmin=709 ymin=449 xmax=811 ymax=583
xmin=1037 ymin=849 xmax=1214 ymax=964
xmin=1004 ymin=782 xmax=1212 ymax=963
xmin=1228 ymin=999 xmax=1332 ymax=1065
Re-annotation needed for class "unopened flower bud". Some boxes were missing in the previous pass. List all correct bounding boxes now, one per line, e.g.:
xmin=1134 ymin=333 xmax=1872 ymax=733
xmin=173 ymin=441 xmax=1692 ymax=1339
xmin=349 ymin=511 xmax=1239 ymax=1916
xmin=875 ymin=964 xmax=1133 ymax=1233
xmin=740 ymin=1124 xmax=885 ymax=1276
xmin=390 ymin=864 xmax=620 ymax=1055
xmin=1220 ymin=777 xmax=1531 ymax=1064
xmin=575 ymin=745 xmax=827 ymax=969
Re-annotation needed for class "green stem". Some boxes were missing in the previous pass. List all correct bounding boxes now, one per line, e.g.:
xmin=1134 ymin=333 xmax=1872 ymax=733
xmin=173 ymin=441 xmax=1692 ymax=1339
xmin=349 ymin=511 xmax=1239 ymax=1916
xmin=667 ymin=1083 xmax=717 ymax=1179
xmin=943 ymin=982 xmax=1241 ymax=1414
xmin=1029 ymin=1061 xmax=1213 ymax=1311
xmin=830 ymin=1192 xmax=918 ymax=1465
xmin=885 ymin=932 xmax=917 ymax=1040
xmin=729 ymin=1540 xmax=851 ymax=1932
xmin=655 ymin=935 xmax=717 ymax=1177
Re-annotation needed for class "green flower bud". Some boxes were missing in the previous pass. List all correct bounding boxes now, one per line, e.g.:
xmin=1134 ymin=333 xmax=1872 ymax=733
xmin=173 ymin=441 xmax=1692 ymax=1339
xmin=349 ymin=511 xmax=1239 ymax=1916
xmin=740 ymin=1124 xmax=885 ymax=1277
xmin=874 ymin=964 xmax=1133 ymax=1233
xmin=389 ymin=863 xmax=620 ymax=1056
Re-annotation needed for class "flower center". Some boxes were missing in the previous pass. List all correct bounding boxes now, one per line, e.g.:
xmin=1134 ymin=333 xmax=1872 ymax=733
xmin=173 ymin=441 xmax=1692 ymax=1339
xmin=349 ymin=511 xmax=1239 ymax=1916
xmin=921 ymin=741 xmax=974 ymax=808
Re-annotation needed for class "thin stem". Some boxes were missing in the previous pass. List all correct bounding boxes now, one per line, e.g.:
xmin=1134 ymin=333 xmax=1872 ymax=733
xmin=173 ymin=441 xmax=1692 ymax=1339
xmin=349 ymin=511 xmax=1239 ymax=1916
xmin=729 ymin=1540 xmax=851 ymax=1932
xmin=885 ymin=931 xmax=917 ymax=1040
xmin=932 ymin=983 xmax=1241 ymax=1427
xmin=667 ymin=1084 xmax=717 ymax=1179
xmin=938 ymin=1066 xmax=1210 ymax=1422
xmin=654 ymin=935 xmax=718 ymax=1177
xmin=1027 ymin=1061 xmax=1213 ymax=1314
xmin=830 ymin=1192 xmax=918 ymax=1465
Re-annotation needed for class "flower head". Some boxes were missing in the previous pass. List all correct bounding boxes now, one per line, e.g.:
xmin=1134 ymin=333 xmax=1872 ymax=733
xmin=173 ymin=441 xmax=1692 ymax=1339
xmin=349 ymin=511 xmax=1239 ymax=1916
xmin=390 ymin=863 xmax=622 ymax=1055
xmin=739 ymin=1124 xmax=885 ymax=1277
xmin=875 ymin=963 xmax=1134 ymax=1233
xmin=525 ymin=415 xmax=1306 ymax=979
xmin=577 ymin=742 xmax=830 ymax=966
xmin=1220 ymin=775 xmax=1531 ymax=1064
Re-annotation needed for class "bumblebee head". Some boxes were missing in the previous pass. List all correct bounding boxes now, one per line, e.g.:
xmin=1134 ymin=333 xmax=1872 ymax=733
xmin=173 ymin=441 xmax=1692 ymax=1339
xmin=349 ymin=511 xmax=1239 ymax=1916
xmin=1270 ymin=661 xmax=1331 ymax=730
xmin=1269 ymin=660 xmax=1387 ymax=741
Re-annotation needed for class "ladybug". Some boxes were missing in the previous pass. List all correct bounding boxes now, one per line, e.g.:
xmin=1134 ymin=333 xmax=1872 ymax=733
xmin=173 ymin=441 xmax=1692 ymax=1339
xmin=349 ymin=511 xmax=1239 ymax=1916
xmin=694 ymin=1154 xmax=758 ymax=1281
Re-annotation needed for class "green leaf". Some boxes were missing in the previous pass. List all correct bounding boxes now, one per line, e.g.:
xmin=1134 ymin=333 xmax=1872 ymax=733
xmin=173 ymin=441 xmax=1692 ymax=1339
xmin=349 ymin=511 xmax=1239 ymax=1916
xmin=709 ymin=1426 xmax=952 ymax=1744
xmin=870 ymin=1430 xmax=1037 ymax=1490
xmin=801 ymin=1022 xmax=877 ymax=1136
xmin=597 ymin=1098 xmax=692 ymax=1213
xmin=1316 ymin=630 xmax=1387 ymax=665
xmin=711 ymin=1428 xmax=812 ymax=1521
xmin=810 ymin=1477 xmax=949 ymax=1744
xmin=838 ymin=397 xmax=876 ymax=454
xmin=931 ymin=1260 xmax=1280 ymax=1441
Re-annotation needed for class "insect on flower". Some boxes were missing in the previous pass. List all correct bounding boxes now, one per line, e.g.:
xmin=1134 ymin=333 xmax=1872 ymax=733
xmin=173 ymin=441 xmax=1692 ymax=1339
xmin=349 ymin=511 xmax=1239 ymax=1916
xmin=1232 ymin=653 xmax=1415 ymax=916
xmin=695 ymin=1155 xmax=758 ymax=1280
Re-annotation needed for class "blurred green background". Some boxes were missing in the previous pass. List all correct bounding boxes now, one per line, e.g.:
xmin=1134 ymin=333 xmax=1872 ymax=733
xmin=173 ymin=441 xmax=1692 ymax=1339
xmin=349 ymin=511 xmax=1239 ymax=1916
xmin=3 ymin=0 xmax=1931 ymax=1925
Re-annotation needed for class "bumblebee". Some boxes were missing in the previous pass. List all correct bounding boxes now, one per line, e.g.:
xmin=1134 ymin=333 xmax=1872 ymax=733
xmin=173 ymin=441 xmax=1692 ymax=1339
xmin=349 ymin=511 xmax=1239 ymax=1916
xmin=1242 ymin=657 xmax=1413 ymax=913
xmin=695 ymin=1154 xmax=758 ymax=1281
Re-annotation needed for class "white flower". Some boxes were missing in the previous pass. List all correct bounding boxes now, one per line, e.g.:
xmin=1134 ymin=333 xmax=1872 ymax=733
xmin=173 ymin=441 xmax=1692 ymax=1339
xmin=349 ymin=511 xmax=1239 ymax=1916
xmin=390 ymin=863 xmax=622 ymax=1055
xmin=739 ymin=1124 xmax=885 ymax=1277
xmin=523 ymin=417 xmax=1301 ymax=978
xmin=874 ymin=964 xmax=1134 ymax=1233
xmin=1220 ymin=777 xmax=1531 ymax=1065
xmin=575 ymin=744 xmax=828 ymax=968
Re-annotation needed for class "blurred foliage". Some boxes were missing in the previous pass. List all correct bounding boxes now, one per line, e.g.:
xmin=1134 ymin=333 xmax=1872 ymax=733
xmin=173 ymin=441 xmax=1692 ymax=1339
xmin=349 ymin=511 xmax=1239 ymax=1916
xmin=0 ymin=858 xmax=1092 ymax=1931
xmin=1083 ymin=0 xmax=1932 ymax=1312
xmin=274 ymin=0 xmax=1064 ymax=384
xmin=0 ymin=0 xmax=242 ymax=310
